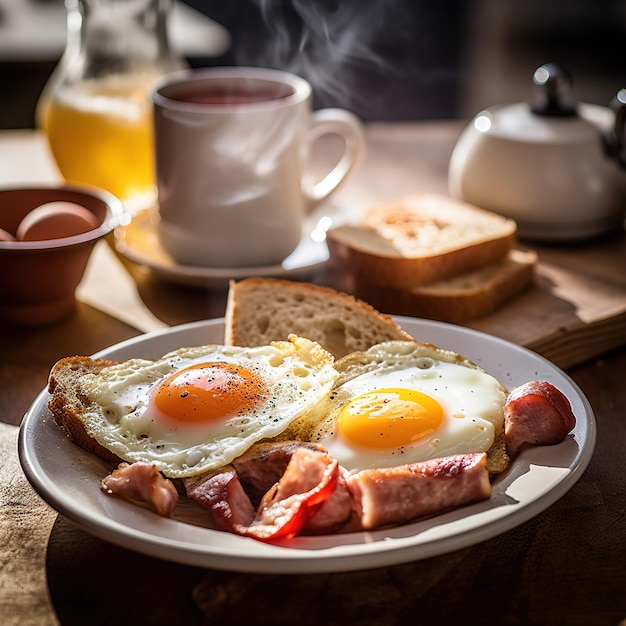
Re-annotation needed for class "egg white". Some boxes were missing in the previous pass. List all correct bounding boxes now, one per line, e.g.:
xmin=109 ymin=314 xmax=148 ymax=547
xmin=310 ymin=341 xmax=508 ymax=471
xmin=78 ymin=336 xmax=337 ymax=477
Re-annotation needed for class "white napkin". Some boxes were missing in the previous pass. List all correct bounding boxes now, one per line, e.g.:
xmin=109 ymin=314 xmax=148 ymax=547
xmin=76 ymin=241 xmax=168 ymax=333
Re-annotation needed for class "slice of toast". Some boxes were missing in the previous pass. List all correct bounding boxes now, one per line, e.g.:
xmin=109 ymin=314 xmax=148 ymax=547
xmin=350 ymin=249 xmax=537 ymax=322
xmin=224 ymin=277 xmax=414 ymax=358
xmin=47 ymin=356 xmax=124 ymax=467
xmin=326 ymin=193 xmax=517 ymax=288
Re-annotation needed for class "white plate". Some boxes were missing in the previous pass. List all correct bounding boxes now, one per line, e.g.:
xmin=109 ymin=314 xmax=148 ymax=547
xmin=18 ymin=317 xmax=596 ymax=574
xmin=113 ymin=202 xmax=348 ymax=288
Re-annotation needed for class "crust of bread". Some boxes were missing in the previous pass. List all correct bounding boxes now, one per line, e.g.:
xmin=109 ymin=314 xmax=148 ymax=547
xmin=224 ymin=277 xmax=414 ymax=358
xmin=47 ymin=356 xmax=124 ymax=467
xmin=349 ymin=249 xmax=537 ymax=323
xmin=485 ymin=431 xmax=510 ymax=475
xmin=326 ymin=193 xmax=517 ymax=288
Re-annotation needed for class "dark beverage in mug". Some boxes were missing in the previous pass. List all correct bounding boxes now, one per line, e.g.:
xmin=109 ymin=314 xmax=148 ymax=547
xmin=160 ymin=81 xmax=295 ymax=107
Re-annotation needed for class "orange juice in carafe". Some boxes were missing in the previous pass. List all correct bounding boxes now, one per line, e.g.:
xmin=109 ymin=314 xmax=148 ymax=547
xmin=43 ymin=77 xmax=155 ymax=203
xmin=37 ymin=0 xmax=185 ymax=209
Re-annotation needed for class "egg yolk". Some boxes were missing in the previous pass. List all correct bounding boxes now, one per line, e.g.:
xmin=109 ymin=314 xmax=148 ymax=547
xmin=337 ymin=388 xmax=444 ymax=449
xmin=153 ymin=362 xmax=268 ymax=423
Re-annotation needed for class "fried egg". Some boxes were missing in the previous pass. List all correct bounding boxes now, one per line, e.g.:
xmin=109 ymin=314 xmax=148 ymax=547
xmin=308 ymin=341 xmax=508 ymax=471
xmin=78 ymin=336 xmax=337 ymax=478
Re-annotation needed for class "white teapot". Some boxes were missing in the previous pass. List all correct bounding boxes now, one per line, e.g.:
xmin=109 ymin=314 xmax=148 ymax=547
xmin=448 ymin=64 xmax=626 ymax=242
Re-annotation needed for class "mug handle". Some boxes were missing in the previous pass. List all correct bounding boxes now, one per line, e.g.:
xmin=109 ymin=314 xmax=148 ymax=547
xmin=304 ymin=108 xmax=365 ymax=210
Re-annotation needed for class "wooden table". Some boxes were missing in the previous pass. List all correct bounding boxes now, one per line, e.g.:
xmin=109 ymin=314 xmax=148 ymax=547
xmin=1 ymin=127 xmax=625 ymax=626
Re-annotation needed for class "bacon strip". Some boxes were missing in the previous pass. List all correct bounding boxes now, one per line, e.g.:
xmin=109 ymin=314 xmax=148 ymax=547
xmin=302 ymin=466 xmax=354 ymax=534
xmin=231 ymin=440 xmax=326 ymax=504
xmin=346 ymin=453 xmax=491 ymax=530
xmin=188 ymin=448 xmax=339 ymax=541
xmin=101 ymin=462 xmax=179 ymax=516
xmin=504 ymin=380 xmax=576 ymax=455
xmin=229 ymin=440 xmax=353 ymax=534
xmin=189 ymin=469 xmax=257 ymax=531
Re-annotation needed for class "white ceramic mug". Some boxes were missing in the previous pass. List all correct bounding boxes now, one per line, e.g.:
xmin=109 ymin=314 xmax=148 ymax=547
xmin=151 ymin=67 xmax=365 ymax=267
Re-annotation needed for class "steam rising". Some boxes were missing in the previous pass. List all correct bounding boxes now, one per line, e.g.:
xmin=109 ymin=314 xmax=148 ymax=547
xmin=257 ymin=1 xmax=387 ymax=80
xmin=239 ymin=0 xmax=422 ymax=118
xmin=206 ymin=0 xmax=466 ymax=119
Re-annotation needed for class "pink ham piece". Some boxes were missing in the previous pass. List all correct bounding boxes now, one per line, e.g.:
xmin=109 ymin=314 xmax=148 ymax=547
xmin=191 ymin=469 xmax=257 ymax=531
xmin=188 ymin=447 xmax=340 ymax=542
xmin=346 ymin=453 xmax=491 ymax=530
xmin=231 ymin=440 xmax=327 ymax=503
xmin=504 ymin=380 xmax=576 ymax=455
xmin=302 ymin=466 xmax=354 ymax=534
xmin=101 ymin=462 xmax=179 ymax=516
xmin=230 ymin=441 xmax=354 ymax=533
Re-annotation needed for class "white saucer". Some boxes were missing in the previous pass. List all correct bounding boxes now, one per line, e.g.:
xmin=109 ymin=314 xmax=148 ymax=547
xmin=114 ymin=202 xmax=350 ymax=288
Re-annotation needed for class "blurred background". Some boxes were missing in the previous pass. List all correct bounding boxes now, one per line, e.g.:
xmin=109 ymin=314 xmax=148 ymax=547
xmin=0 ymin=0 xmax=624 ymax=129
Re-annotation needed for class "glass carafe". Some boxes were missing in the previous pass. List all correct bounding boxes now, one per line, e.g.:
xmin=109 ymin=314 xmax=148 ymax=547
xmin=37 ymin=0 xmax=186 ymax=210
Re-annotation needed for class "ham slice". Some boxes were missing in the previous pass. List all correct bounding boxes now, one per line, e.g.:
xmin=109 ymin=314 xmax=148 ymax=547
xmin=101 ymin=462 xmax=179 ymax=516
xmin=191 ymin=450 xmax=491 ymax=538
xmin=188 ymin=447 xmax=340 ymax=541
xmin=302 ymin=466 xmax=354 ymax=534
xmin=346 ymin=453 xmax=491 ymax=530
xmin=229 ymin=441 xmax=354 ymax=533
xmin=231 ymin=440 xmax=326 ymax=503
xmin=190 ymin=469 xmax=257 ymax=531
xmin=504 ymin=380 xmax=576 ymax=455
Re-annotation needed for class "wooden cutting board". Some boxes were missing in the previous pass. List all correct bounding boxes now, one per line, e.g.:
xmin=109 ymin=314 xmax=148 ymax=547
xmin=465 ymin=233 xmax=626 ymax=369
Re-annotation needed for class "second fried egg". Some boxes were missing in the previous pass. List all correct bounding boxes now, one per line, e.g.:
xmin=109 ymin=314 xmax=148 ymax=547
xmin=310 ymin=341 xmax=508 ymax=471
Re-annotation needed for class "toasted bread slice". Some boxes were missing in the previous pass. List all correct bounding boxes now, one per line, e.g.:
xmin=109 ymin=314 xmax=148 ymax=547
xmin=326 ymin=193 xmax=517 ymax=288
xmin=47 ymin=356 xmax=124 ymax=467
xmin=224 ymin=277 xmax=414 ymax=357
xmin=350 ymin=248 xmax=537 ymax=322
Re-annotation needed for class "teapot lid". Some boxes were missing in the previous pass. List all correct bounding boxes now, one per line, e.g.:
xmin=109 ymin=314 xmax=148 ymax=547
xmin=530 ymin=63 xmax=578 ymax=117
xmin=476 ymin=63 xmax=607 ymax=143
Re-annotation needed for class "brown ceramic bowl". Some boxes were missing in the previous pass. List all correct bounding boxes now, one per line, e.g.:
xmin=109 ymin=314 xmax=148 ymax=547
xmin=0 ymin=185 xmax=125 ymax=325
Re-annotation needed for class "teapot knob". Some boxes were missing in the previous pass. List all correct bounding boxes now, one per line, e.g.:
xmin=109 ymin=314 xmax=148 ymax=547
xmin=531 ymin=63 xmax=577 ymax=117
xmin=605 ymin=89 xmax=626 ymax=168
